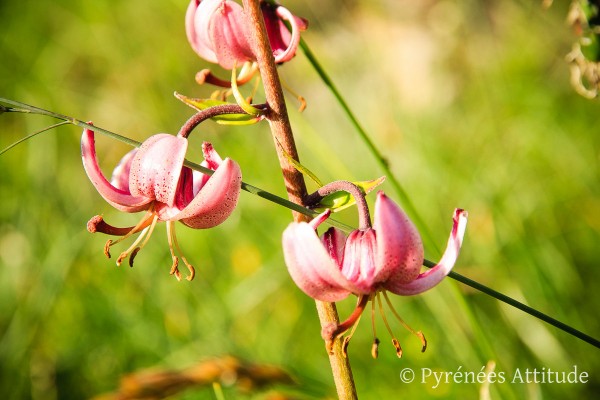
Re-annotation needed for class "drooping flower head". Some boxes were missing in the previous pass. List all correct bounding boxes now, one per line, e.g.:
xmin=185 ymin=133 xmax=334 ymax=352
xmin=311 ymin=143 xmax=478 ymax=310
xmin=282 ymin=182 xmax=468 ymax=357
xmin=185 ymin=0 xmax=307 ymax=86
xmin=82 ymin=125 xmax=242 ymax=280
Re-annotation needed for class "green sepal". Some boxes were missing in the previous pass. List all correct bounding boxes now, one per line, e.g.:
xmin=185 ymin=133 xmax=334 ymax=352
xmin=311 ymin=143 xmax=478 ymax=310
xmin=174 ymin=93 xmax=262 ymax=125
xmin=315 ymin=176 xmax=386 ymax=213
xmin=231 ymin=64 xmax=264 ymax=117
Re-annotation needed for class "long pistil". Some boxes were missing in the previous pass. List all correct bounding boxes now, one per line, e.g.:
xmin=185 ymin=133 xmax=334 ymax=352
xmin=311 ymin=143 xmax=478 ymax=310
xmin=322 ymin=294 xmax=369 ymax=354
xmin=341 ymin=298 xmax=365 ymax=358
xmin=87 ymin=215 xmax=133 ymax=236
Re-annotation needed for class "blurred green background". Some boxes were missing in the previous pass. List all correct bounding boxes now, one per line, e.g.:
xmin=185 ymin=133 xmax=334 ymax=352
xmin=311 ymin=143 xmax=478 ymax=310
xmin=1 ymin=0 xmax=600 ymax=398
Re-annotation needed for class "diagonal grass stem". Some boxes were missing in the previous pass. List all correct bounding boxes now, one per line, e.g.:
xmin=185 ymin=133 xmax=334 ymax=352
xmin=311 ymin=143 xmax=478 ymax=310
xmin=298 ymin=39 xmax=439 ymax=253
xmin=1 ymin=97 xmax=599 ymax=351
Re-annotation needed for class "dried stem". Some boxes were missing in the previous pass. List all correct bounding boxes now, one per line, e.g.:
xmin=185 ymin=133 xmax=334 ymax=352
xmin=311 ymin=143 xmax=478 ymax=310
xmin=241 ymin=0 xmax=358 ymax=398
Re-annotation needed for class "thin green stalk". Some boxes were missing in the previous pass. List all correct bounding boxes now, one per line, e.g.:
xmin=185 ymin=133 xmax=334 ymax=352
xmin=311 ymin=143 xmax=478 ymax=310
xmin=299 ymin=39 xmax=439 ymax=253
xmin=2 ymin=98 xmax=599 ymax=352
xmin=300 ymin=42 xmax=600 ymax=350
xmin=0 ymin=121 xmax=70 ymax=155
xmin=423 ymin=260 xmax=600 ymax=349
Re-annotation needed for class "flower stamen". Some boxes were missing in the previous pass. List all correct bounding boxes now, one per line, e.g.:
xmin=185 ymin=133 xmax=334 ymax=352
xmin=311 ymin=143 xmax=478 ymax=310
xmin=195 ymin=62 xmax=258 ymax=88
xmin=370 ymin=294 xmax=380 ymax=359
xmin=376 ymin=292 xmax=403 ymax=358
xmin=116 ymin=213 xmax=160 ymax=267
xmin=280 ymin=78 xmax=307 ymax=112
xmin=169 ymin=257 xmax=181 ymax=281
xmin=383 ymin=291 xmax=427 ymax=353
xmin=166 ymin=221 xmax=196 ymax=281
xmin=167 ymin=221 xmax=182 ymax=281
xmin=102 ymin=209 xmax=156 ymax=257
xmin=116 ymin=225 xmax=150 ymax=267
xmin=371 ymin=338 xmax=381 ymax=359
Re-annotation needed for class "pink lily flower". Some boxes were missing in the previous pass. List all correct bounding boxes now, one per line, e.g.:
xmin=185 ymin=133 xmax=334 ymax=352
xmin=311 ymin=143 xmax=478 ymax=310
xmin=185 ymin=0 xmax=307 ymax=86
xmin=282 ymin=189 xmax=468 ymax=356
xmin=82 ymin=126 xmax=242 ymax=280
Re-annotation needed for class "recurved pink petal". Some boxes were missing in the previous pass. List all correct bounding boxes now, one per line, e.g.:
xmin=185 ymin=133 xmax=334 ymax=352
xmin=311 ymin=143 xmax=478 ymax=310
xmin=270 ymin=5 xmax=306 ymax=63
xmin=185 ymin=0 xmax=201 ymax=55
xmin=171 ymin=157 xmax=242 ymax=228
xmin=208 ymin=0 xmax=254 ymax=69
xmin=129 ymin=134 xmax=188 ymax=207
xmin=385 ymin=208 xmax=468 ymax=296
xmin=186 ymin=0 xmax=219 ymax=63
xmin=374 ymin=191 xmax=424 ymax=284
xmin=193 ymin=142 xmax=223 ymax=194
xmin=110 ymin=148 xmax=137 ymax=192
xmin=283 ymin=222 xmax=352 ymax=302
xmin=81 ymin=127 xmax=152 ymax=213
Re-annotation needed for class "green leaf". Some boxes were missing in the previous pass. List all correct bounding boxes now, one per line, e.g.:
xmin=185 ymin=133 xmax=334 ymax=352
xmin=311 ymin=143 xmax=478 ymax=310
xmin=275 ymin=137 xmax=323 ymax=186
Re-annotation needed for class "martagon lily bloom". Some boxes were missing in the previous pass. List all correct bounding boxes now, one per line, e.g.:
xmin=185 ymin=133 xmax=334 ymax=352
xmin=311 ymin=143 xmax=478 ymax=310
xmin=81 ymin=125 xmax=242 ymax=280
xmin=185 ymin=0 xmax=307 ymax=86
xmin=282 ymin=188 xmax=468 ymax=357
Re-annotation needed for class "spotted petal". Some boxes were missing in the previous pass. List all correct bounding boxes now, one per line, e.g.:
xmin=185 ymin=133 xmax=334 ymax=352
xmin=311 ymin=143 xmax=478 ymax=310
xmin=208 ymin=0 xmax=254 ymax=69
xmin=175 ymin=159 xmax=242 ymax=228
xmin=374 ymin=191 xmax=424 ymax=284
xmin=282 ymin=219 xmax=353 ymax=302
xmin=81 ymin=127 xmax=152 ymax=213
xmin=385 ymin=208 xmax=468 ymax=296
xmin=129 ymin=134 xmax=188 ymax=207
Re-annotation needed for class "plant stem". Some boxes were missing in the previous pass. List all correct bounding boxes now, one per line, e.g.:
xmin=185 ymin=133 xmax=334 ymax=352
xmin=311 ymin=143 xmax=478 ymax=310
xmin=299 ymin=39 xmax=440 ymax=253
xmin=177 ymin=103 xmax=263 ymax=138
xmin=304 ymin=180 xmax=371 ymax=230
xmin=3 ymin=98 xmax=600 ymax=351
xmin=241 ymin=1 xmax=358 ymax=398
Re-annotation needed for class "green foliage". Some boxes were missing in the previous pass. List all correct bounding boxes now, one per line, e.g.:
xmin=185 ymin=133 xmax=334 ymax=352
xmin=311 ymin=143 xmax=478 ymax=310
xmin=1 ymin=0 xmax=599 ymax=399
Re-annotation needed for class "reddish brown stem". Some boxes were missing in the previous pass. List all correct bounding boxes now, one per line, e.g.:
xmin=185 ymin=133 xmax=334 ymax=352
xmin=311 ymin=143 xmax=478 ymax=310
xmin=177 ymin=103 xmax=266 ymax=138
xmin=242 ymin=1 xmax=358 ymax=399
xmin=304 ymin=180 xmax=372 ymax=230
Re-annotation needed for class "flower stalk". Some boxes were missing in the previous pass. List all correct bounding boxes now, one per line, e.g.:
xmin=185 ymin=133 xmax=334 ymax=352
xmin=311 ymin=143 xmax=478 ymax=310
xmin=241 ymin=0 xmax=358 ymax=398
xmin=177 ymin=103 xmax=264 ymax=138
xmin=2 ymin=101 xmax=600 ymax=349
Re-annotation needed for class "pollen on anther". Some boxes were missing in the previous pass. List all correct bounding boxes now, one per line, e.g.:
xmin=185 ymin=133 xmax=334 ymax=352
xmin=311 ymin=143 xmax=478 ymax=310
xmin=104 ymin=240 xmax=113 ymax=258
xmin=169 ymin=256 xmax=182 ymax=281
xmin=417 ymin=331 xmax=427 ymax=352
xmin=392 ymin=338 xmax=403 ymax=358
xmin=371 ymin=338 xmax=380 ymax=359
xmin=129 ymin=247 xmax=140 ymax=267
